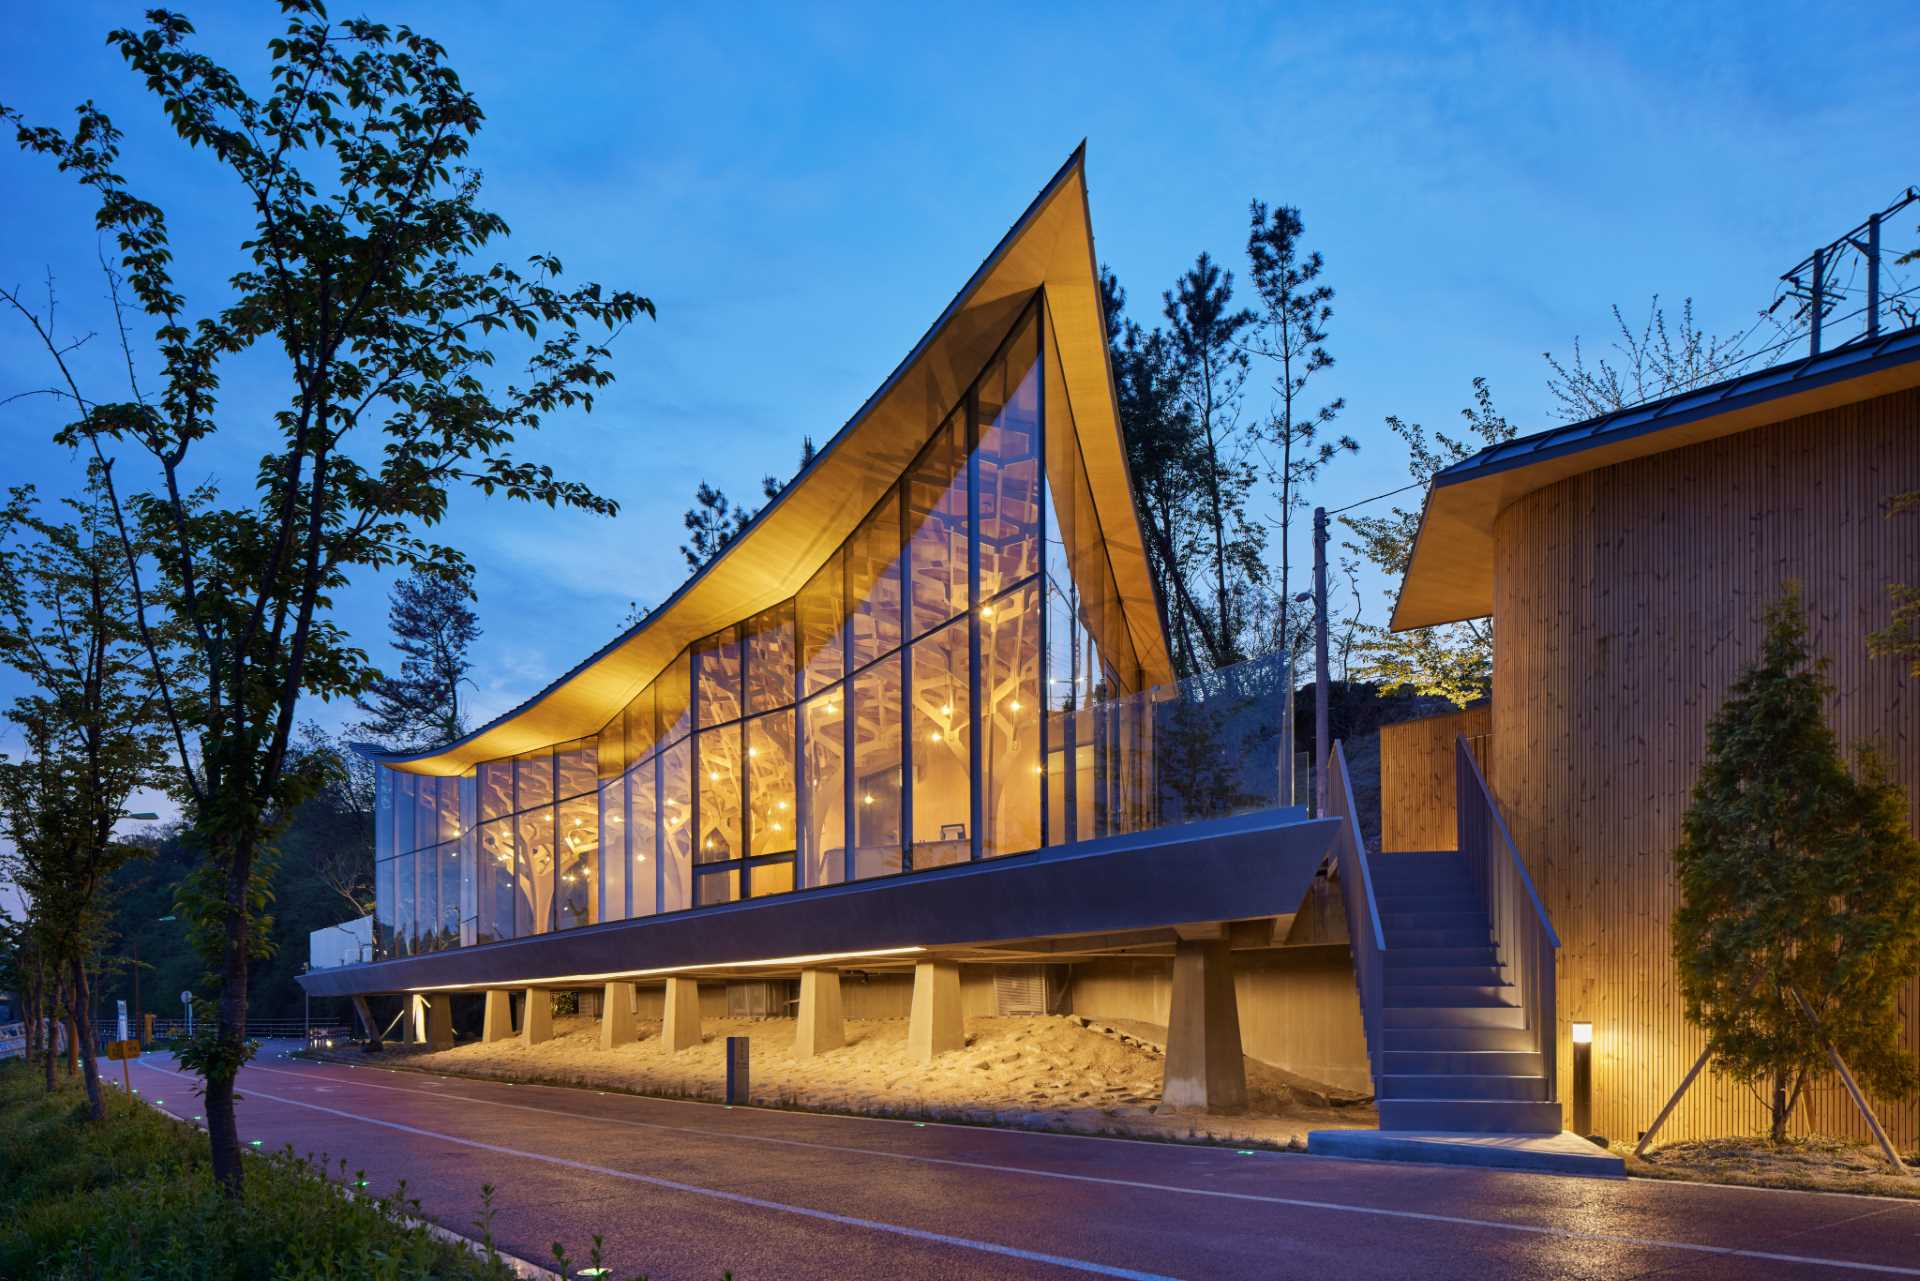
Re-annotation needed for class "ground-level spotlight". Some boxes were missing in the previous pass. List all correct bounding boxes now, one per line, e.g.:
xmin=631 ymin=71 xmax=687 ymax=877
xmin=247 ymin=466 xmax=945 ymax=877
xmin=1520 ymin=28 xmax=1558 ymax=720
xmin=250 ymin=1139 xmax=264 ymax=1148
xmin=1570 ymin=1020 xmax=1594 ymax=1137
xmin=578 ymin=1270 xmax=612 ymax=1279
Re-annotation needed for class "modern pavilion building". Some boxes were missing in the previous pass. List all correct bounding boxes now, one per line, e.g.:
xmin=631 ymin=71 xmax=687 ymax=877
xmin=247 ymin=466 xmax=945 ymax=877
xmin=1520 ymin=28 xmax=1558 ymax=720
xmin=300 ymin=149 xmax=1351 ymax=1113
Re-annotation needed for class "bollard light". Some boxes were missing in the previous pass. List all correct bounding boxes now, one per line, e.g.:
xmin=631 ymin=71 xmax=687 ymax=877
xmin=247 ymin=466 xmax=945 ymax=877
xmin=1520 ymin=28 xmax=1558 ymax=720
xmin=1570 ymin=1021 xmax=1594 ymax=1137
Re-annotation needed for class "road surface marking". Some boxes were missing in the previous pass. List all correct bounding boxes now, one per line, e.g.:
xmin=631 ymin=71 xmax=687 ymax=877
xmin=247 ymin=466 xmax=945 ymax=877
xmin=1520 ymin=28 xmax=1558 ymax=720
xmin=140 ymin=1063 xmax=1181 ymax=1280
xmin=147 ymin=1059 xmax=1920 ymax=1278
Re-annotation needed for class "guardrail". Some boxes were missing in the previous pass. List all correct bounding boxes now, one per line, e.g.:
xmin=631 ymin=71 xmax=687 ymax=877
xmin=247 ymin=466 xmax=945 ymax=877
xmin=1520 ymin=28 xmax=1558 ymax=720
xmin=1328 ymin=738 xmax=1388 ymax=1084
xmin=1455 ymin=735 xmax=1561 ymax=1101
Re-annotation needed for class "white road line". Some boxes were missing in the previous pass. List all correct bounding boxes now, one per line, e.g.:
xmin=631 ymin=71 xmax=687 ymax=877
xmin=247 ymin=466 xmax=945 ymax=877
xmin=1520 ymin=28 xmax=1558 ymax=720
xmin=145 ymin=1059 xmax=1920 ymax=1278
xmin=135 ymin=1062 xmax=1177 ymax=1281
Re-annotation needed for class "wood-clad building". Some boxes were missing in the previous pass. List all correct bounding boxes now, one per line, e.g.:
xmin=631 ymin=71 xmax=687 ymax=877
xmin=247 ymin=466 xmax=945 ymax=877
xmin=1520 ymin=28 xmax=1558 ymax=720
xmin=1392 ymin=329 xmax=1920 ymax=1146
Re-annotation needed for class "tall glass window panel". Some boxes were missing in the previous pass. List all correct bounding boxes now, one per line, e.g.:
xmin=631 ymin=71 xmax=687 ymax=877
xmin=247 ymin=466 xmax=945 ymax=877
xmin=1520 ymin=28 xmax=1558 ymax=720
xmin=694 ymin=628 xmax=743 ymax=729
xmin=659 ymin=741 xmax=693 ymax=912
xmin=477 ymin=818 xmax=515 ymax=943
xmin=982 ymin=582 xmax=1043 ymax=857
xmin=747 ymin=710 xmax=796 ymax=858
xmin=375 ymin=857 xmax=396 ymax=958
xmin=799 ymin=688 xmax=846 ymax=888
xmin=848 ymin=489 xmax=903 ymax=668
xmin=851 ymin=656 xmax=903 ymax=880
xmin=749 ymin=858 xmax=794 ymax=898
xmin=376 ymin=768 xmax=394 ymax=860
xmin=975 ymin=314 xmax=1041 ymax=599
xmin=797 ymin=552 xmax=847 ymax=695
xmin=696 ymin=724 xmax=742 ymax=864
xmin=557 ymin=738 xmax=596 ymax=800
xmin=478 ymin=758 xmax=513 ymax=823
xmin=908 ymin=412 xmax=969 ymax=637
xmin=436 ymin=775 xmax=462 ymax=845
xmin=1045 ymin=574 xmax=1083 ymax=847
xmin=459 ymin=796 xmax=478 ymax=949
xmin=746 ymin=601 xmax=797 ymax=714
xmin=437 ymin=841 xmax=460 ymax=948
xmin=394 ymin=772 xmax=417 ymax=856
xmin=598 ymin=777 xmax=627 ymax=923
xmin=393 ymin=850 xmax=415 ymax=957
xmin=657 ymin=651 xmax=693 ymax=747
xmin=910 ymin=618 xmax=971 ymax=869
xmin=698 ymin=866 xmax=739 ymax=906
xmin=627 ymin=757 xmax=659 ymax=918
xmin=516 ymin=803 xmax=555 ymax=936
xmin=516 ymin=748 xmax=555 ymax=813
xmin=556 ymin=793 xmax=597 ymax=930
xmin=623 ymin=683 xmax=657 ymax=767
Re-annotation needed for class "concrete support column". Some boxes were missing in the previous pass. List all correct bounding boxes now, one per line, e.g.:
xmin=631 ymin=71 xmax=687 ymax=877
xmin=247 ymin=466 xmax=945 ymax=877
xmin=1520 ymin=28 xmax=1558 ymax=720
xmin=600 ymin=981 xmax=638 ymax=1050
xmin=422 ymin=993 xmax=454 ymax=1050
xmin=481 ymin=990 xmax=514 ymax=1043
xmin=908 ymin=961 xmax=963 ymax=1063
xmin=1162 ymin=938 xmax=1248 ymax=1114
xmin=351 ymin=994 xmax=377 ymax=1041
xmin=663 ymin=977 xmax=702 ymax=1053
xmin=794 ymin=969 xmax=845 ymax=1058
xmin=407 ymin=993 xmax=428 ymax=1044
xmin=522 ymin=988 xmax=554 ymax=1046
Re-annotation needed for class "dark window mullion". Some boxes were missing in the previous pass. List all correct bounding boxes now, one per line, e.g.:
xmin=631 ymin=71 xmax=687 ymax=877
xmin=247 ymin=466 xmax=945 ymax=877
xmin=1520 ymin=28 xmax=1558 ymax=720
xmin=967 ymin=382 xmax=983 ymax=862
xmin=899 ymin=476 xmax=913 ymax=875
xmin=1035 ymin=307 xmax=1050 ymax=849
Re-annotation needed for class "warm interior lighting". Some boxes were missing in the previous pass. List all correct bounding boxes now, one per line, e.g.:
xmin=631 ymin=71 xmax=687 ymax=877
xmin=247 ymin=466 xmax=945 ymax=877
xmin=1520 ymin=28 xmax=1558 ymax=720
xmin=1571 ymin=1021 xmax=1593 ymax=1046
xmin=1009 ymin=700 xmax=1022 ymax=711
xmin=862 ymin=793 xmax=874 ymax=805
xmin=929 ymin=731 xmax=942 ymax=742
xmin=708 ymin=770 xmax=720 ymax=781
xmin=940 ymin=704 xmax=952 ymax=716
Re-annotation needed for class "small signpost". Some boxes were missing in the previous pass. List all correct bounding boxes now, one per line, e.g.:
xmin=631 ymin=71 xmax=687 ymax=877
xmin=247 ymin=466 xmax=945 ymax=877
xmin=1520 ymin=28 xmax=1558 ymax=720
xmin=117 ymin=999 xmax=129 ymax=1044
xmin=105 ymin=1038 xmax=141 ymax=1113
xmin=725 ymin=1036 xmax=750 ymax=1106
xmin=181 ymin=989 xmax=194 ymax=1038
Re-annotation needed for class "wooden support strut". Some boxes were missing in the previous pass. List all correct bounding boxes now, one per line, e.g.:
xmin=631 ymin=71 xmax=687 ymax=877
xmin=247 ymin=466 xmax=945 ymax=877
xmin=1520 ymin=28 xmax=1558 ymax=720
xmin=1787 ymin=987 xmax=1911 ymax=1177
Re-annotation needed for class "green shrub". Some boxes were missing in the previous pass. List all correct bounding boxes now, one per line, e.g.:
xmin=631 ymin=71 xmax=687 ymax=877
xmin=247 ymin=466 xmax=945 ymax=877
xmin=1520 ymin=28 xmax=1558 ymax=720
xmin=0 ymin=1062 xmax=523 ymax=1281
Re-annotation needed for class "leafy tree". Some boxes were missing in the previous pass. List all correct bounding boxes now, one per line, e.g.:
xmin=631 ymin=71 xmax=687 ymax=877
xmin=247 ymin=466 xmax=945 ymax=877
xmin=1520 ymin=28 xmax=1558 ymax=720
xmin=1869 ymin=490 xmax=1920 ymax=676
xmin=1544 ymin=296 xmax=1744 ymax=423
xmin=287 ymin=722 xmax=376 ymax=916
xmin=355 ymin=567 xmax=481 ymax=750
xmin=1162 ymin=254 xmax=1265 ymax=668
xmin=1343 ymin=378 xmax=1515 ymax=703
xmin=0 ymin=474 xmax=171 ymax=1120
xmin=1673 ymin=588 xmax=1920 ymax=1141
xmin=2 ymin=5 xmax=650 ymax=1193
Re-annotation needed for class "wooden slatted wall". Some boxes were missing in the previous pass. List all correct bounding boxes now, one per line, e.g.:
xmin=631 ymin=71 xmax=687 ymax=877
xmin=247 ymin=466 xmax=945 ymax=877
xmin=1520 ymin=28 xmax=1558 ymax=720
xmin=1379 ymin=705 xmax=1492 ymax=852
xmin=1490 ymin=385 xmax=1920 ymax=1148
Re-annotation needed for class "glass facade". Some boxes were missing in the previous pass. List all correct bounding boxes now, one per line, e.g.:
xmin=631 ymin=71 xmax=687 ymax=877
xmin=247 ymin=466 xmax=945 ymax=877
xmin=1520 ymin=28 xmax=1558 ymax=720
xmin=370 ymin=295 xmax=1294 ymax=960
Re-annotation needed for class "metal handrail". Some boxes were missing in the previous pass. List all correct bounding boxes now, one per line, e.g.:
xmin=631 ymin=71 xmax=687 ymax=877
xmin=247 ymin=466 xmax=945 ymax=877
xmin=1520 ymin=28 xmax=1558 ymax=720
xmin=1455 ymin=736 xmax=1561 ymax=1099
xmin=1327 ymin=739 xmax=1388 ymax=1083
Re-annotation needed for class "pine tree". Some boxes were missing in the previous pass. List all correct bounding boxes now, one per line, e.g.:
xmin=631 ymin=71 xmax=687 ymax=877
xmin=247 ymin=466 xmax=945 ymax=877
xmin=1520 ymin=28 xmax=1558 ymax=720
xmin=680 ymin=481 xmax=751 ymax=571
xmin=356 ymin=568 xmax=482 ymax=750
xmin=1672 ymin=587 xmax=1920 ymax=1141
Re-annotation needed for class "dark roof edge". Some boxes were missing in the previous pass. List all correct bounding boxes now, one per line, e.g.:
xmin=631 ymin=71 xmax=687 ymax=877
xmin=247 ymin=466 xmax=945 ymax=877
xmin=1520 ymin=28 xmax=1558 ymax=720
xmin=1434 ymin=323 xmax=1920 ymax=491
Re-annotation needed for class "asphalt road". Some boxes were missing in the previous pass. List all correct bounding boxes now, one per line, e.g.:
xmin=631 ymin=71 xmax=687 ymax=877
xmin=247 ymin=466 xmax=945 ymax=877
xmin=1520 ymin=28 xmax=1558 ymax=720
xmin=126 ymin=1043 xmax=1920 ymax=1281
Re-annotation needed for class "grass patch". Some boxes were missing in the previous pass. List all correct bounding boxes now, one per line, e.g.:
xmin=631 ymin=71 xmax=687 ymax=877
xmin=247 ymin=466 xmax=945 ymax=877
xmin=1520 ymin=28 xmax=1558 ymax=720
xmin=0 ymin=1060 xmax=565 ymax=1280
xmin=1628 ymin=1135 xmax=1920 ymax=1200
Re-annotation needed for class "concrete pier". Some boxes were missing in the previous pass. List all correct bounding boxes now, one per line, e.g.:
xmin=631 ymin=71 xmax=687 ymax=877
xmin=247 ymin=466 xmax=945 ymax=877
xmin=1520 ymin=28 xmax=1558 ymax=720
xmin=908 ymin=961 xmax=963 ymax=1063
xmin=1162 ymin=938 xmax=1247 ymax=1113
xmin=794 ymin=969 xmax=845 ymax=1058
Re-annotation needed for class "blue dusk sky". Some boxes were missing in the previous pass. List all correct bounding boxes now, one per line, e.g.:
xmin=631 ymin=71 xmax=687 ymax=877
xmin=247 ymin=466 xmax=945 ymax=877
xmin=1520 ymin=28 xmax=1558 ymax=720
xmin=2 ymin=1 xmax=1917 ymax=855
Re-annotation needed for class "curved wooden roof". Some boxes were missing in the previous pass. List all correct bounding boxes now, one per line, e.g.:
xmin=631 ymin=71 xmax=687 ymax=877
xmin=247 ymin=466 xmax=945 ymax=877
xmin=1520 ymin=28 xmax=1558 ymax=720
xmin=384 ymin=146 xmax=1173 ymax=775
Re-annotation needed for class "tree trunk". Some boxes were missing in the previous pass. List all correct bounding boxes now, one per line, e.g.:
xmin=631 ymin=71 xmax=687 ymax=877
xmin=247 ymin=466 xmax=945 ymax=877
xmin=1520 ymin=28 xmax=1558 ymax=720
xmin=69 ymin=956 xmax=107 ymax=1122
xmin=203 ymin=850 xmax=256 ymax=1197
xmin=1769 ymin=1066 xmax=1792 ymax=1142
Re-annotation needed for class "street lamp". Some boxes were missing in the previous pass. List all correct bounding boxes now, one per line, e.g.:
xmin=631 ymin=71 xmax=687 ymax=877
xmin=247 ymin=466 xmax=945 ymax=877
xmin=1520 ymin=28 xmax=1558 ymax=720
xmin=1571 ymin=1020 xmax=1594 ymax=1137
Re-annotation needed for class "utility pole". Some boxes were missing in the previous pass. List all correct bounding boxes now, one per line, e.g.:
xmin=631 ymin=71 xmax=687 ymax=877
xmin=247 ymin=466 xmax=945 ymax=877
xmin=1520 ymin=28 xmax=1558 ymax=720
xmin=1313 ymin=506 xmax=1330 ymax=816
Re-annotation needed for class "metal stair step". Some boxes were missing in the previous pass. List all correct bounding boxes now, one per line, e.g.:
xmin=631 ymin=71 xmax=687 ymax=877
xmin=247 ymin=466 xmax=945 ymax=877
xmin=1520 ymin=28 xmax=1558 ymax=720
xmin=1380 ymin=984 xmax=1517 ymax=1007
xmin=1386 ymin=926 xmax=1493 ymax=947
xmin=1383 ymin=1003 xmax=1528 ymax=1029
xmin=1376 ymin=1073 xmax=1549 ymax=1101
xmin=1384 ymin=946 xmax=1502 ymax=968
xmin=1380 ymin=1049 xmax=1544 ymax=1075
xmin=1376 ymin=1098 xmax=1564 ymax=1134
xmin=1378 ymin=966 xmax=1507 ymax=985
xmin=1374 ymin=894 xmax=1483 ymax=913
xmin=1381 ymin=1025 xmax=1536 ymax=1052
xmin=1381 ymin=910 xmax=1491 ymax=931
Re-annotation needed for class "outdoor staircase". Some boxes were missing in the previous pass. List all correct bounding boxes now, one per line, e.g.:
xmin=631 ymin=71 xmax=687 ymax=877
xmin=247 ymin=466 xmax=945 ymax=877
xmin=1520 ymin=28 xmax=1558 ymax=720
xmin=1368 ymin=850 xmax=1562 ymax=1134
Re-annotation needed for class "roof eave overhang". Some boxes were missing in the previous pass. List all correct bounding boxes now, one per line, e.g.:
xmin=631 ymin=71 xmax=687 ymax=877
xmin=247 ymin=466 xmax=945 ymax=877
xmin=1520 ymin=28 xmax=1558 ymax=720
xmin=1391 ymin=332 xmax=1920 ymax=632
xmin=382 ymin=145 xmax=1174 ymax=775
